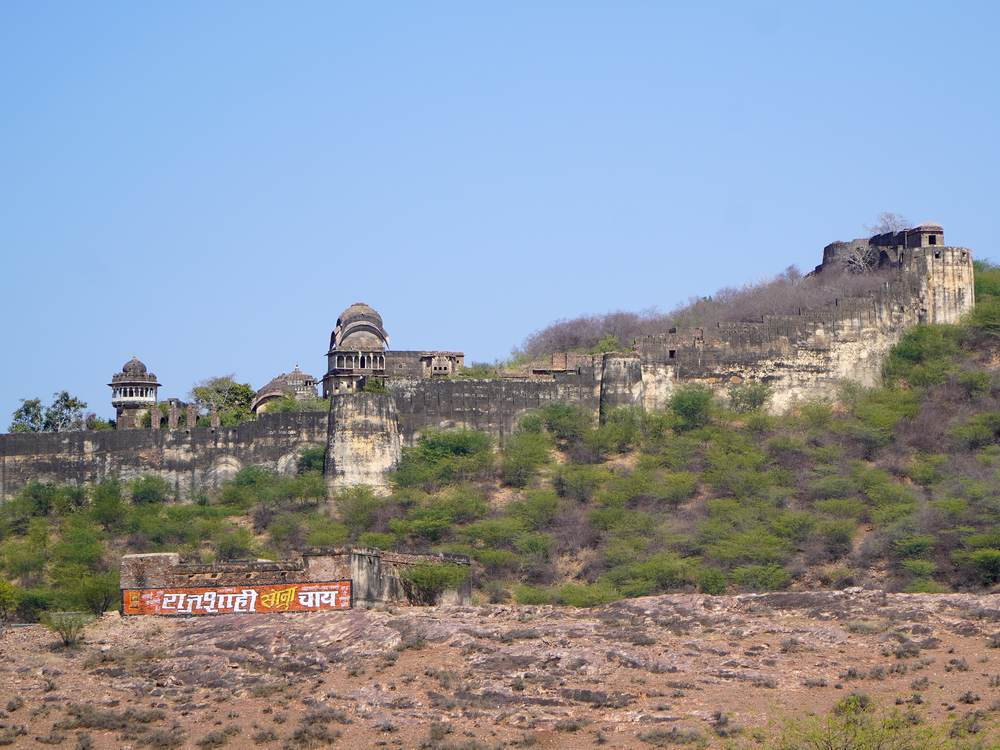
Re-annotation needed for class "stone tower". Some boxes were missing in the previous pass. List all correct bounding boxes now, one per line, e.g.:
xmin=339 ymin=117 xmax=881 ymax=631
xmin=322 ymin=302 xmax=389 ymax=397
xmin=109 ymin=357 xmax=160 ymax=429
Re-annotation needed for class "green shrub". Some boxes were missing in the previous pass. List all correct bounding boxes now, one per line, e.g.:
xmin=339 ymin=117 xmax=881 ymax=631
xmin=297 ymin=446 xmax=326 ymax=474
xmin=893 ymin=535 xmax=935 ymax=559
xmin=950 ymin=412 xmax=1000 ymax=449
xmin=901 ymin=559 xmax=936 ymax=578
xmin=130 ymin=475 xmax=172 ymax=505
xmin=538 ymin=404 xmax=592 ymax=444
xmin=968 ymin=296 xmax=1000 ymax=338
xmin=904 ymin=579 xmax=949 ymax=594
xmin=507 ymin=491 xmax=559 ymax=529
xmin=554 ymin=581 xmax=618 ymax=608
xmin=769 ymin=700 xmax=968 ymax=750
xmin=214 ymin=528 xmax=256 ymax=560
xmin=908 ymin=453 xmax=947 ymax=486
xmin=883 ymin=324 xmax=961 ymax=386
xmin=696 ymin=567 xmax=727 ymax=595
xmin=91 ymin=479 xmax=125 ymax=529
xmin=554 ymin=465 xmax=607 ymax=502
xmin=728 ymin=382 xmax=772 ymax=413
xmin=593 ymin=408 xmax=642 ymax=453
xmin=335 ymin=486 xmax=392 ymax=536
xmin=962 ymin=548 xmax=1000 ymax=585
xmin=0 ymin=578 xmax=20 ymax=624
xmin=731 ymin=564 xmax=790 ymax=591
xmin=797 ymin=400 xmax=833 ymax=429
xmin=657 ymin=472 xmax=699 ymax=504
xmin=669 ymin=385 xmax=713 ymax=431
xmin=512 ymin=532 xmax=553 ymax=559
xmin=500 ymin=431 xmax=550 ymax=487
xmin=394 ymin=430 xmax=494 ymax=490
xmin=602 ymin=553 xmax=693 ymax=597
xmin=75 ymin=571 xmax=120 ymax=616
xmin=513 ymin=584 xmax=553 ymax=605
xmin=957 ymin=370 xmax=991 ymax=397
xmin=362 ymin=378 xmax=388 ymax=393
xmin=473 ymin=548 xmax=521 ymax=574
xmin=400 ymin=563 xmax=468 ymax=605
xmin=304 ymin=517 xmax=348 ymax=547
xmin=357 ymin=531 xmax=396 ymax=550
xmin=43 ymin=611 xmax=92 ymax=647
xmin=460 ymin=517 xmax=524 ymax=548
xmin=813 ymin=498 xmax=867 ymax=521
xmin=814 ymin=519 xmax=855 ymax=559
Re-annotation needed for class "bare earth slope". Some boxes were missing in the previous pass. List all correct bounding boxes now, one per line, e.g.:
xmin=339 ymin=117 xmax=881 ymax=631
xmin=2 ymin=590 xmax=999 ymax=748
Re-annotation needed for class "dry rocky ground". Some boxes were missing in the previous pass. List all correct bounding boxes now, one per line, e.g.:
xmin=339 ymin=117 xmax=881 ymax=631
xmin=1 ymin=590 xmax=999 ymax=749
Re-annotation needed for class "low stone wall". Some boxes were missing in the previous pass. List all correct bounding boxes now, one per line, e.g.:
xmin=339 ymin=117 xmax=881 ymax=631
xmin=120 ymin=548 xmax=472 ymax=609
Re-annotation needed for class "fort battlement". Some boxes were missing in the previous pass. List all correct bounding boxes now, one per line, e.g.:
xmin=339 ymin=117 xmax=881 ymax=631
xmin=0 ymin=229 xmax=976 ymax=499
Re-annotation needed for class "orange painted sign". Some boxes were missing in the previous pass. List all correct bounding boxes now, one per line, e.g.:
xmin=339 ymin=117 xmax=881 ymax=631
xmin=122 ymin=580 xmax=352 ymax=616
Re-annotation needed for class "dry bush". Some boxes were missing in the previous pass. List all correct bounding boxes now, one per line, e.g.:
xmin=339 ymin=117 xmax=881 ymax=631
xmin=518 ymin=267 xmax=891 ymax=358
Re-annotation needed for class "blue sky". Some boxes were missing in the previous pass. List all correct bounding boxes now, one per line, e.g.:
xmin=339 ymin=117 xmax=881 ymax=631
xmin=1 ymin=2 xmax=998 ymax=421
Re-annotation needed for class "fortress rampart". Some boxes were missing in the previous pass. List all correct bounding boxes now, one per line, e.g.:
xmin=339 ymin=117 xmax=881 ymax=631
xmin=0 ymin=234 xmax=976 ymax=499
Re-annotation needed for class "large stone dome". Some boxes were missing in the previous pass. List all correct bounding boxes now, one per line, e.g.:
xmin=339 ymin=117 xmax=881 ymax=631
xmin=331 ymin=302 xmax=389 ymax=351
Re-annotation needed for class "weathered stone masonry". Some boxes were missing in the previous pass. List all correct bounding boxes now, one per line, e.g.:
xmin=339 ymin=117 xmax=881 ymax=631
xmin=0 ymin=412 xmax=328 ymax=501
xmin=120 ymin=548 xmax=472 ymax=608
xmin=0 ymin=229 xmax=977 ymax=498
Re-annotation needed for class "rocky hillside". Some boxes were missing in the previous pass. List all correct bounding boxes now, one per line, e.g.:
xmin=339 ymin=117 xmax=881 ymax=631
xmin=2 ymin=590 xmax=999 ymax=748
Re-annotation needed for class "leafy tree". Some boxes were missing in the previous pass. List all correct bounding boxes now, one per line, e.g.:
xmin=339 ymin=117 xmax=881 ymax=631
xmin=191 ymin=375 xmax=256 ymax=426
xmin=75 ymin=571 xmax=119 ymax=616
xmin=9 ymin=398 xmax=43 ymax=432
xmin=84 ymin=413 xmax=114 ymax=430
xmin=297 ymin=446 xmax=326 ymax=474
xmin=42 ymin=391 xmax=87 ymax=432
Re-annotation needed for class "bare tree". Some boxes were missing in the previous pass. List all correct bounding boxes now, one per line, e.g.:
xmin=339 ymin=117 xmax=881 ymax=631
xmin=517 ymin=265 xmax=890 ymax=358
xmin=866 ymin=212 xmax=910 ymax=236
xmin=843 ymin=244 xmax=881 ymax=274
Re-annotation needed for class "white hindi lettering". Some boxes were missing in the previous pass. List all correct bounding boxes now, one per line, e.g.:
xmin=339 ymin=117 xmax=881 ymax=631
xmin=297 ymin=591 xmax=320 ymax=608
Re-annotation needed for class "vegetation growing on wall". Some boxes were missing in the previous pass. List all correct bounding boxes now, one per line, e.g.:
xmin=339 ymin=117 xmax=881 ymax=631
xmin=2 ymin=262 xmax=999 ymax=618
xmin=517 ymin=265 xmax=891 ymax=358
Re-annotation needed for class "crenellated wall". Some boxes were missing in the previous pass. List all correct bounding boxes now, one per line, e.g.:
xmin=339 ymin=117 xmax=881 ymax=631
xmin=0 ymin=244 xmax=976 ymax=498
xmin=635 ymin=246 xmax=975 ymax=412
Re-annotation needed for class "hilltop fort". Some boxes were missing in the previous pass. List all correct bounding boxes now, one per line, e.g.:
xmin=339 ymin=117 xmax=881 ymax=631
xmin=0 ymin=225 xmax=975 ymax=500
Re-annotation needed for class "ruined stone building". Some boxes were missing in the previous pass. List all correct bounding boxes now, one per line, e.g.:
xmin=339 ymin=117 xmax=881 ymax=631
xmin=0 ymin=225 xmax=976 ymax=499
xmin=109 ymin=357 xmax=160 ymax=429
xmin=322 ymin=302 xmax=464 ymax=396
xmin=251 ymin=366 xmax=320 ymax=414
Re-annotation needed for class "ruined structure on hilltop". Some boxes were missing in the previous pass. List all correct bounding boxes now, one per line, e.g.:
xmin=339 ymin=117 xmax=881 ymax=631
xmin=0 ymin=225 xmax=975 ymax=499
xmin=250 ymin=366 xmax=320 ymax=415
xmin=109 ymin=357 xmax=160 ymax=429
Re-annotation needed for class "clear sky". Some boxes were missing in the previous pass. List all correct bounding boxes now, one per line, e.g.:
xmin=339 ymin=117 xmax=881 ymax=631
xmin=1 ymin=2 xmax=998 ymax=422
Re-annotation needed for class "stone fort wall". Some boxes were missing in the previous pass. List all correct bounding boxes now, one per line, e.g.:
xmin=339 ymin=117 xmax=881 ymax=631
xmin=0 ymin=412 xmax=329 ymax=501
xmin=0 ymin=244 xmax=976 ymax=499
